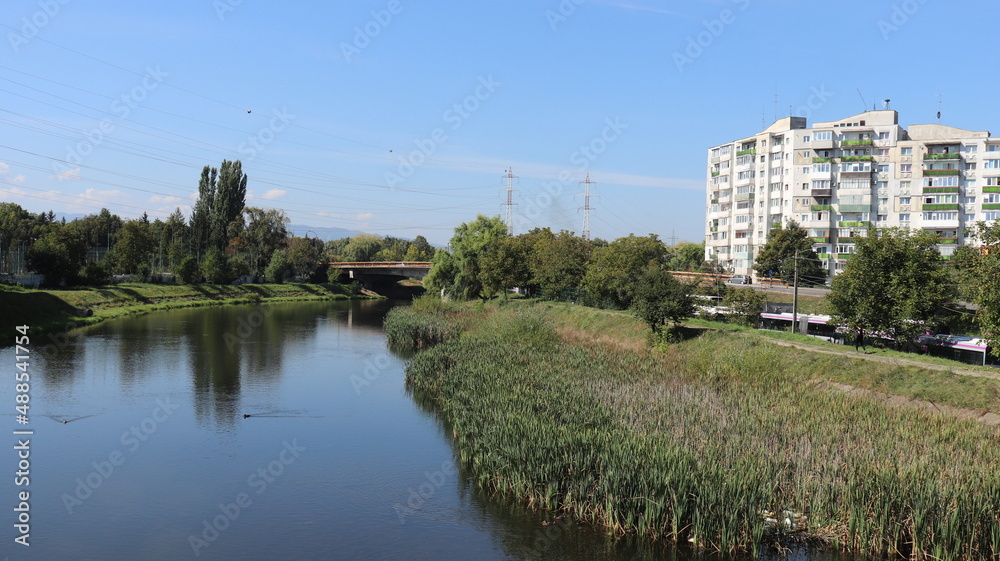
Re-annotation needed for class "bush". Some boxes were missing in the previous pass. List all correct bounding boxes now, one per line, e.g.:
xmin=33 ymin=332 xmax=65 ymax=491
xmin=229 ymin=257 xmax=250 ymax=279
xmin=265 ymin=249 xmax=291 ymax=284
xmin=201 ymin=249 xmax=230 ymax=284
xmin=80 ymin=261 xmax=112 ymax=285
xmin=174 ymin=256 xmax=199 ymax=285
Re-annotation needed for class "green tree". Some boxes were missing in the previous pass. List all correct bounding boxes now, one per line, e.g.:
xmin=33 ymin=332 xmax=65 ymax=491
xmin=174 ymin=256 xmax=199 ymax=285
xmin=962 ymin=222 xmax=1000 ymax=355
xmin=630 ymin=266 xmax=696 ymax=335
xmin=667 ymin=242 xmax=706 ymax=272
xmin=112 ymin=219 xmax=155 ymax=275
xmin=724 ymin=287 xmax=766 ymax=327
xmin=480 ymin=235 xmax=531 ymax=299
xmin=581 ymin=233 xmax=668 ymax=309
xmin=343 ymin=233 xmax=384 ymax=262
xmin=529 ymin=229 xmax=591 ymax=299
xmin=26 ymin=226 xmax=87 ymax=286
xmin=200 ymin=248 xmax=231 ymax=284
xmin=408 ymin=235 xmax=433 ymax=261
xmin=286 ymin=237 xmax=321 ymax=280
xmin=0 ymin=202 xmax=31 ymax=273
xmin=426 ymin=215 xmax=508 ymax=300
xmin=423 ymin=248 xmax=459 ymax=297
xmin=828 ymin=229 xmax=951 ymax=347
xmin=189 ymin=166 xmax=217 ymax=258
xmin=211 ymin=160 xmax=247 ymax=251
xmin=264 ymin=249 xmax=292 ymax=283
xmin=753 ymin=222 xmax=825 ymax=285
xmin=243 ymin=207 xmax=289 ymax=276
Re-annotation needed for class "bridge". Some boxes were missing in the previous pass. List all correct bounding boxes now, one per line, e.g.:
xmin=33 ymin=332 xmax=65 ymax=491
xmin=330 ymin=261 xmax=432 ymax=282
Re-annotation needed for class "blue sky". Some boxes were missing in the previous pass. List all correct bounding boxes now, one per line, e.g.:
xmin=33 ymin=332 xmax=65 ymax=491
xmin=2 ymin=0 xmax=997 ymax=245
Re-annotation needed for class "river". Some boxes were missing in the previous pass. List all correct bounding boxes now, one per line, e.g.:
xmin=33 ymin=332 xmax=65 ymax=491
xmin=0 ymin=300 xmax=854 ymax=560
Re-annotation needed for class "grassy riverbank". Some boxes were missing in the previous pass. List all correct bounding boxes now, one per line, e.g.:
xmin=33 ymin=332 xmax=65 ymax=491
xmin=0 ymin=282 xmax=369 ymax=342
xmin=389 ymin=300 xmax=1000 ymax=560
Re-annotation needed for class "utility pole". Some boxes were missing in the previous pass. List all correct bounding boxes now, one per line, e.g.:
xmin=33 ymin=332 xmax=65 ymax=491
xmin=577 ymin=173 xmax=595 ymax=241
xmin=501 ymin=168 xmax=517 ymax=236
xmin=791 ymin=249 xmax=800 ymax=334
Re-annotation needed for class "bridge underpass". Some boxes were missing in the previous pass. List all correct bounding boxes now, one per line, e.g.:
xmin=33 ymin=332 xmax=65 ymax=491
xmin=329 ymin=262 xmax=432 ymax=289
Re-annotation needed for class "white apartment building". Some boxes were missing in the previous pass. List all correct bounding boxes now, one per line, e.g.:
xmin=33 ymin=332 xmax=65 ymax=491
xmin=705 ymin=109 xmax=1000 ymax=279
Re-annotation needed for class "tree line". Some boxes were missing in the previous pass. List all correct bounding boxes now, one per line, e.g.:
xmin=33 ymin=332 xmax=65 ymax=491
xmin=0 ymin=159 xmax=434 ymax=287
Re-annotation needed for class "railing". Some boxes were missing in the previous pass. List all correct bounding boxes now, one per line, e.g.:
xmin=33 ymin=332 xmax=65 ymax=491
xmin=841 ymin=139 xmax=873 ymax=147
xmin=331 ymin=261 xmax=433 ymax=268
xmin=923 ymin=169 xmax=960 ymax=176
xmin=923 ymin=153 xmax=961 ymax=160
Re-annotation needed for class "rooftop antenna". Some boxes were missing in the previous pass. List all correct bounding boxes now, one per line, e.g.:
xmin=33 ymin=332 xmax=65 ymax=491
xmin=884 ymin=99 xmax=891 ymax=110
xmin=937 ymin=93 xmax=942 ymax=121
xmin=773 ymin=91 xmax=778 ymax=123
xmin=856 ymin=88 xmax=868 ymax=112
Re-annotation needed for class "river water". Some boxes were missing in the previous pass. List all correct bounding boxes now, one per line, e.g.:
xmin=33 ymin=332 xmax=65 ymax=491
xmin=0 ymin=300 xmax=856 ymax=560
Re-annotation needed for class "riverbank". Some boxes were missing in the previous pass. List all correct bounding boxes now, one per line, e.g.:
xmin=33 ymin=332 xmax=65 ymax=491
xmin=389 ymin=300 xmax=1000 ymax=560
xmin=0 ymin=281 xmax=377 ymax=343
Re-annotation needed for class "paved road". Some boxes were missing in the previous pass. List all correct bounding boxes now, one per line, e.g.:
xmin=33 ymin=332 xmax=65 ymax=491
xmin=742 ymin=282 xmax=832 ymax=298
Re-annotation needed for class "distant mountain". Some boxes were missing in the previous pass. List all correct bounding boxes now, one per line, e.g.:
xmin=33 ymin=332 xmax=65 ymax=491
xmin=286 ymin=225 xmax=363 ymax=241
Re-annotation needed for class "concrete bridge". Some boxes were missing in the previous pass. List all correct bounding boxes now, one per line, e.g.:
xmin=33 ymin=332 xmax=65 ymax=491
xmin=331 ymin=261 xmax=432 ymax=283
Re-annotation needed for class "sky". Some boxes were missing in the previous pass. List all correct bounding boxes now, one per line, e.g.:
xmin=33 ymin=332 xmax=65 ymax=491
xmin=2 ymin=0 xmax=999 ymax=246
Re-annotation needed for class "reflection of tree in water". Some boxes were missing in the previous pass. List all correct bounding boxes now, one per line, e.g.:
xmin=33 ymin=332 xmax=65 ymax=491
xmin=187 ymin=308 xmax=243 ymax=430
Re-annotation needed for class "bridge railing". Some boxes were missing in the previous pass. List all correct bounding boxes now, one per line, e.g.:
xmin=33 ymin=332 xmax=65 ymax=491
xmin=329 ymin=261 xmax=433 ymax=268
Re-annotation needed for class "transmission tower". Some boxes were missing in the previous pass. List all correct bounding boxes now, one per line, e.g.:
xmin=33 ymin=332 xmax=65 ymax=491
xmin=577 ymin=173 xmax=596 ymax=241
xmin=501 ymin=168 xmax=518 ymax=235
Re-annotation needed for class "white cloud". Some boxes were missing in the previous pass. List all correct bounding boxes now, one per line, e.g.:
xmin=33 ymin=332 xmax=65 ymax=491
xmin=150 ymin=195 xmax=182 ymax=204
xmin=0 ymin=162 xmax=9 ymax=174
xmin=51 ymin=167 xmax=81 ymax=181
xmin=356 ymin=212 xmax=374 ymax=220
xmin=261 ymin=189 xmax=287 ymax=200
xmin=10 ymin=174 xmax=25 ymax=184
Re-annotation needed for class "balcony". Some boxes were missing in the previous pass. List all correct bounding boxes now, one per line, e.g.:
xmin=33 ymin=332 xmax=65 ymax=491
xmin=923 ymin=169 xmax=960 ymax=176
xmin=711 ymin=171 xmax=720 ymax=177
xmin=711 ymin=156 xmax=720 ymax=164
xmin=923 ymin=153 xmax=961 ymax=160
xmin=922 ymin=186 xmax=960 ymax=194
xmin=838 ymin=204 xmax=871 ymax=213
xmin=734 ymin=192 xmax=755 ymax=201
xmin=817 ymin=253 xmax=832 ymax=259
xmin=840 ymin=155 xmax=875 ymax=162
xmin=811 ymin=188 xmax=832 ymax=197
xmin=985 ymin=203 xmax=1000 ymax=210
xmin=812 ymin=157 xmax=831 ymax=163
xmin=922 ymin=204 xmax=959 ymax=211
xmin=938 ymin=238 xmax=958 ymax=244
xmin=838 ymin=253 xmax=855 ymax=259
xmin=810 ymin=205 xmax=832 ymax=211
xmin=736 ymin=148 xmax=757 ymax=157
xmin=841 ymin=139 xmax=874 ymax=147
xmin=983 ymin=186 xmax=1000 ymax=193
xmin=838 ymin=221 xmax=870 ymax=228
xmin=838 ymin=237 xmax=856 ymax=243
xmin=812 ymin=237 xmax=831 ymax=243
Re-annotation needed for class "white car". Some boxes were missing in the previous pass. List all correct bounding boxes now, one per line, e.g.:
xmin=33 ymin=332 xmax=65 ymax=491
xmin=728 ymin=275 xmax=751 ymax=285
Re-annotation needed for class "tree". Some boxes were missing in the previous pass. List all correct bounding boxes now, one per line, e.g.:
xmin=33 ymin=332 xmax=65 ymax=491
xmin=724 ymin=287 xmax=766 ymax=327
xmin=26 ymin=226 xmax=87 ymax=285
xmin=426 ymin=215 xmax=508 ymax=300
xmin=211 ymin=160 xmax=247 ymax=251
xmin=631 ymin=266 xmax=696 ymax=335
xmin=190 ymin=166 xmax=217 ymax=258
xmin=581 ymin=234 xmax=668 ymax=309
xmin=174 ymin=256 xmax=199 ymax=285
xmin=962 ymin=222 xmax=1000 ymax=356
xmin=285 ymin=237 xmax=321 ymax=280
xmin=200 ymin=248 xmax=231 ymax=284
xmin=409 ymin=235 xmax=433 ymax=261
xmin=480 ymin=235 xmax=531 ymax=298
xmin=753 ymin=222 xmax=825 ymax=286
xmin=667 ymin=242 xmax=706 ymax=272
xmin=423 ymin=248 xmax=458 ymax=297
xmin=828 ymin=229 xmax=951 ymax=347
xmin=343 ymin=233 xmax=383 ymax=262
xmin=243 ymin=207 xmax=289 ymax=276
xmin=112 ymin=219 xmax=155 ymax=275
xmin=264 ymin=249 xmax=292 ymax=283
xmin=0 ymin=202 xmax=31 ymax=273
xmin=531 ymin=229 xmax=591 ymax=299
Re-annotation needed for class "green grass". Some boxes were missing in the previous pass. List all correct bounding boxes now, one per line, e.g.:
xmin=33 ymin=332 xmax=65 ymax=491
xmin=0 ymin=282 xmax=365 ymax=344
xmin=394 ymin=302 xmax=1000 ymax=559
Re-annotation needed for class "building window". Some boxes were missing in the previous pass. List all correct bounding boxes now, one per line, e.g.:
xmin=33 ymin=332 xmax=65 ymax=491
xmin=803 ymin=135 xmax=810 ymax=143
xmin=877 ymin=214 xmax=888 ymax=222
xmin=878 ymin=198 xmax=888 ymax=206
xmin=900 ymin=181 xmax=911 ymax=191
xmin=901 ymin=147 xmax=913 ymax=155
xmin=922 ymin=211 xmax=958 ymax=221
xmin=878 ymin=148 xmax=889 ymax=156
xmin=899 ymin=197 xmax=911 ymax=205
xmin=964 ymin=214 xmax=975 ymax=222
xmin=986 ymin=160 xmax=1000 ymax=169
xmin=878 ymin=165 xmax=890 ymax=173
xmin=985 ymin=211 xmax=1000 ymax=221
xmin=900 ymin=164 xmax=911 ymax=172
xmin=814 ymin=131 xmax=832 ymax=141
xmin=899 ymin=213 xmax=910 ymax=222
xmin=813 ymin=163 xmax=831 ymax=173
xmin=963 ymin=196 xmax=976 ymax=204
xmin=879 ymin=132 xmax=889 ymax=140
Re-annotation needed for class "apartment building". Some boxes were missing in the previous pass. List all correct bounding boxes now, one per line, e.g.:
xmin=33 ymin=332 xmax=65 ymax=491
xmin=705 ymin=109 xmax=998 ymax=278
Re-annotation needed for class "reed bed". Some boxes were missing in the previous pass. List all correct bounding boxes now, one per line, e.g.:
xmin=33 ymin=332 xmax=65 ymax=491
xmin=397 ymin=305 xmax=1000 ymax=560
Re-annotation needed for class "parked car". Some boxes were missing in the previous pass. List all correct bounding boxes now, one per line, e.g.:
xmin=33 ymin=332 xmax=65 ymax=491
xmin=728 ymin=275 xmax=751 ymax=285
